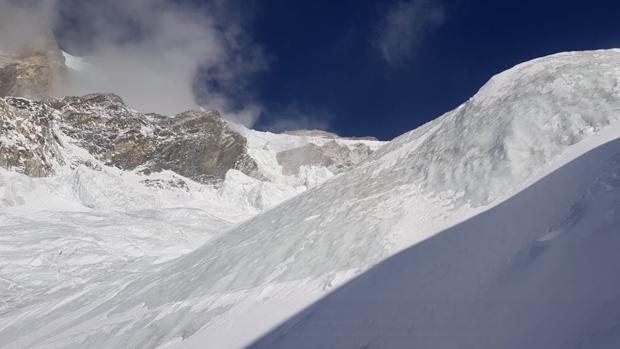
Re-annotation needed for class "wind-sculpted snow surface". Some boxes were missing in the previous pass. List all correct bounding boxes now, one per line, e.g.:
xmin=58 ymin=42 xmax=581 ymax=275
xmin=251 ymin=136 xmax=620 ymax=349
xmin=2 ymin=49 xmax=620 ymax=348
xmin=375 ymin=49 xmax=620 ymax=206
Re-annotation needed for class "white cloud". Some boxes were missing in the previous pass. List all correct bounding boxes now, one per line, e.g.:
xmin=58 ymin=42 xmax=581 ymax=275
xmin=0 ymin=0 xmax=267 ymax=125
xmin=59 ymin=0 xmax=267 ymax=124
xmin=374 ymin=0 xmax=445 ymax=66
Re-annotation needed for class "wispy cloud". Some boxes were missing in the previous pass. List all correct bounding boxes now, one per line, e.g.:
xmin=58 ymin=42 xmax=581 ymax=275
xmin=374 ymin=0 xmax=445 ymax=66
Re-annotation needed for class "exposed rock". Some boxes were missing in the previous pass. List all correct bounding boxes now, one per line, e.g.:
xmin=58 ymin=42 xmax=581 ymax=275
xmin=0 ymin=93 xmax=261 ymax=183
xmin=141 ymin=178 xmax=190 ymax=192
xmin=277 ymin=140 xmax=374 ymax=175
xmin=0 ymin=97 xmax=62 ymax=176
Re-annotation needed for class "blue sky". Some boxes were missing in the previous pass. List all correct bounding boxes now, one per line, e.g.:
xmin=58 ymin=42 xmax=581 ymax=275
xmin=249 ymin=0 xmax=620 ymax=139
xmin=53 ymin=0 xmax=620 ymax=140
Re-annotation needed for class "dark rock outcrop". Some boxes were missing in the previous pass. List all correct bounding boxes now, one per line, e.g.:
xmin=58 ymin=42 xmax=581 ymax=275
xmin=0 ymin=93 xmax=261 ymax=183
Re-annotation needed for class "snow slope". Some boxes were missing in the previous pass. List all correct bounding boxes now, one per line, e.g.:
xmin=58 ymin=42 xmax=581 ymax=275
xmin=252 ymin=132 xmax=620 ymax=349
xmin=2 ymin=49 xmax=620 ymax=348
xmin=0 ymin=116 xmax=382 ymax=341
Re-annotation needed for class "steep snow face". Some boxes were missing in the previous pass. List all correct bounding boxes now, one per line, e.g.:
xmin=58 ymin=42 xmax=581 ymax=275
xmin=252 ymin=133 xmax=620 ymax=349
xmin=2 ymin=49 xmax=620 ymax=348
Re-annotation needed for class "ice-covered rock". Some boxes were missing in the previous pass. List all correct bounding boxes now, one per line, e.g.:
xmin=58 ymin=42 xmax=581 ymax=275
xmin=0 ymin=97 xmax=63 ymax=176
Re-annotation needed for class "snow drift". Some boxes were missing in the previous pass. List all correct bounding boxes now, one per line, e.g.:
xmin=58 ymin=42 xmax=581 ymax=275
xmin=2 ymin=49 xmax=620 ymax=348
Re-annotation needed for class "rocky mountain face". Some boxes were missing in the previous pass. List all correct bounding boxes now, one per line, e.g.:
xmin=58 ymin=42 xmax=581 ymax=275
xmin=0 ymin=92 xmax=380 ymax=185
xmin=49 ymin=94 xmax=264 ymax=183
xmin=1 ymin=94 xmax=261 ymax=183
xmin=0 ymin=97 xmax=61 ymax=177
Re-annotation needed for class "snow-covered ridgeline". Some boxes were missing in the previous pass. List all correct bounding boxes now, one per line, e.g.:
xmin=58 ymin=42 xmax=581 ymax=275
xmin=2 ymin=49 xmax=620 ymax=348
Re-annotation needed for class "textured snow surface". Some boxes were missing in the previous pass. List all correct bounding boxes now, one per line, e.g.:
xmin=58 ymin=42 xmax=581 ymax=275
xmin=2 ymin=49 xmax=620 ymax=348
xmin=252 ymin=134 xmax=620 ymax=349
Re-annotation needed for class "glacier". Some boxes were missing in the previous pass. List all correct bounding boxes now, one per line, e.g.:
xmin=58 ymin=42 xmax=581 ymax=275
xmin=1 ymin=49 xmax=620 ymax=348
